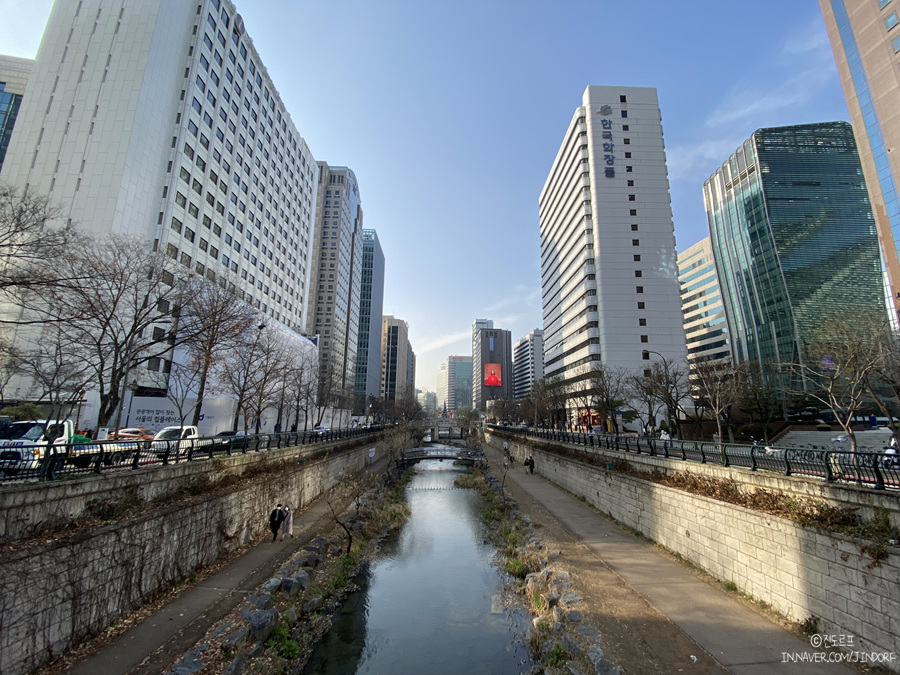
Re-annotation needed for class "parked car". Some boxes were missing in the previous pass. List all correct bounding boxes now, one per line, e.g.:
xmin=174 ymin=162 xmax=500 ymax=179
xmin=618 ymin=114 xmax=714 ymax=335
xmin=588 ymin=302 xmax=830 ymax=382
xmin=212 ymin=430 xmax=249 ymax=452
xmin=109 ymin=427 xmax=154 ymax=441
xmin=314 ymin=426 xmax=331 ymax=436
xmin=151 ymin=425 xmax=202 ymax=457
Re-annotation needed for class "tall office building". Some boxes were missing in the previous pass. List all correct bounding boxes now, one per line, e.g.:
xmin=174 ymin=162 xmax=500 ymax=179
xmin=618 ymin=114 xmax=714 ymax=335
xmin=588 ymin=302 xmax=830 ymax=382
xmin=513 ymin=329 xmax=544 ymax=400
xmin=0 ymin=1 xmax=319 ymax=363
xmin=436 ymin=355 xmax=472 ymax=413
xmin=820 ymin=0 xmax=900 ymax=321
xmin=539 ymin=86 xmax=686 ymax=398
xmin=0 ymin=56 xmax=32 ymax=174
xmin=677 ymin=238 xmax=730 ymax=369
xmin=703 ymin=122 xmax=883 ymax=384
xmin=353 ymin=229 xmax=384 ymax=410
xmin=472 ymin=321 xmax=513 ymax=410
xmin=381 ymin=315 xmax=415 ymax=402
xmin=308 ymin=163 xmax=362 ymax=397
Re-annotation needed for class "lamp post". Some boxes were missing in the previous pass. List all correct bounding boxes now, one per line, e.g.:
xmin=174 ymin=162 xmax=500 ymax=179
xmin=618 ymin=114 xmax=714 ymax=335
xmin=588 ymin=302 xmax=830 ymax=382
xmin=125 ymin=380 xmax=139 ymax=428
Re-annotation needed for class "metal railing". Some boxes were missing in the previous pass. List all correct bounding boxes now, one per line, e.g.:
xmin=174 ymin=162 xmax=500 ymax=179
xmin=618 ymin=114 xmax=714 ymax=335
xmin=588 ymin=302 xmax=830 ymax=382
xmin=0 ymin=426 xmax=383 ymax=485
xmin=490 ymin=425 xmax=900 ymax=491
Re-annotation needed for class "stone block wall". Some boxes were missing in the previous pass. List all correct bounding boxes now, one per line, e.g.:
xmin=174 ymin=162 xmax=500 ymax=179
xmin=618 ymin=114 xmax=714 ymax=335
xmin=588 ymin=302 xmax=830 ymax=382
xmin=491 ymin=434 xmax=900 ymax=668
xmin=0 ymin=442 xmax=376 ymax=675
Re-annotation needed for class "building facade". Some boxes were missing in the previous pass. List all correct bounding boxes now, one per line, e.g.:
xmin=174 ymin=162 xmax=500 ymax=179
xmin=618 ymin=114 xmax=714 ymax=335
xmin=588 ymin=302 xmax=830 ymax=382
xmin=381 ymin=315 xmax=415 ymax=402
xmin=0 ymin=56 xmax=32 ymax=174
xmin=820 ymin=0 xmax=900 ymax=322
xmin=539 ymin=86 xmax=686 ymax=396
xmin=512 ymin=329 xmax=544 ymax=400
xmin=353 ymin=229 xmax=384 ymax=410
xmin=436 ymin=355 xmax=472 ymax=413
xmin=677 ymin=238 xmax=730 ymax=369
xmin=0 ymin=0 xmax=320 ymax=392
xmin=472 ymin=321 xmax=513 ymax=410
xmin=308 ymin=163 xmax=362 ymax=398
xmin=703 ymin=122 xmax=884 ymax=383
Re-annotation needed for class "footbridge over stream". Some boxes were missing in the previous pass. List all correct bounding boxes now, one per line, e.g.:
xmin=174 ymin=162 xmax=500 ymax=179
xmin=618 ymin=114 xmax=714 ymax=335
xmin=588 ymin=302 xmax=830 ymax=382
xmin=397 ymin=447 xmax=485 ymax=469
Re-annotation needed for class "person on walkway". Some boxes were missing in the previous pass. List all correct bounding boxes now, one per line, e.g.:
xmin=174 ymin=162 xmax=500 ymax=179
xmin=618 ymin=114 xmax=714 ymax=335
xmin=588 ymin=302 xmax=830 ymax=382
xmin=526 ymin=456 xmax=535 ymax=474
xmin=269 ymin=503 xmax=285 ymax=542
xmin=280 ymin=505 xmax=293 ymax=541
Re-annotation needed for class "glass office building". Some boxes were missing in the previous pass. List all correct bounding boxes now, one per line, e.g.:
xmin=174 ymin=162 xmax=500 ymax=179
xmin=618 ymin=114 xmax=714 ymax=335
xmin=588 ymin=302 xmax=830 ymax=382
xmin=703 ymin=122 xmax=883 ymax=384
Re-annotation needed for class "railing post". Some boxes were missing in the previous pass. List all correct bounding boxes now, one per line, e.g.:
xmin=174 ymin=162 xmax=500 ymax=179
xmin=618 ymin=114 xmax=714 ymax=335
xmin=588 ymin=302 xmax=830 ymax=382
xmin=698 ymin=442 xmax=706 ymax=464
xmin=873 ymin=459 xmax=885 ymax=490
xmin=132 ymin=447 xmax=141 ymax=470
xmin=784 ymin=454 xmax=791 ymax=477
xmin=750 ymin=446 xmax=757 ymax=471
xmin=722 ymin=444 xmax=729 ymax=468
xmin=93 ymin=449 xmax=104 ymax=474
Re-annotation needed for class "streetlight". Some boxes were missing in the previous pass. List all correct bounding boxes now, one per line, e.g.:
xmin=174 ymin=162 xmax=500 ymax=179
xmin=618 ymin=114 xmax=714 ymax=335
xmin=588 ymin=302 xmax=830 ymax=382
xmin=125 ymin=380 xmax=139 ymax=428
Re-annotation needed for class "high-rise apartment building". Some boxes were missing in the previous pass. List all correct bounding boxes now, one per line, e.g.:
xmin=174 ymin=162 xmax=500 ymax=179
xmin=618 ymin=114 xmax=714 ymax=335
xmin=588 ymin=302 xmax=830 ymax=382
xmin=0 ymin=56 xmax=31 ymax=174
xmin=513 ymin=329 xmax=544 ymax=400
xmin=539 ymin=86 xmax=686 ymax=397
xmin=308 ymin=163 xmax=362 ymax=397
xmin=353 ymin=229 xmax=384 ymax=410
xmin=472 ymin=321 xmax=513 ymax=410
xmin=704 ymin=122 xmax=883 ymax=383
xmin=0 ymin=0 xmax=319 ymax=338
xmin=436 ymin=355 xmax=472 ymax=413
xmin=677 ymin=238 xmax=730 ymax=368
xmin=381 ymin=316 xmax=415 ymax=402
xmin=820 ymin=0 xmax=900 ymax=321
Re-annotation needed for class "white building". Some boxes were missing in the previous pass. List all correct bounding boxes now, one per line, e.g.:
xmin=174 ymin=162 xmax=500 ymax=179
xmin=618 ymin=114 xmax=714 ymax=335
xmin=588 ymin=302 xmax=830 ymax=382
xmin=513 ymin=329 xmax=544 ymax=400
xmin=0 ymin=0 xmax=320 ymax=394
xmin=539 ymin=86 xmax=686 ymax=401
xmin=677 ymin=238 xmax=730 ymax=368
xmin=308 ymin=163 xmax=363 ymax=397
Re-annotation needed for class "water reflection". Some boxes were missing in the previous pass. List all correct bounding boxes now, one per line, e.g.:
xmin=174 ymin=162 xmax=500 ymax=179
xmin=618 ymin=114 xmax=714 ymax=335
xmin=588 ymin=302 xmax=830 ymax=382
xmin=302 ymin=448 xmax=533 ymax=674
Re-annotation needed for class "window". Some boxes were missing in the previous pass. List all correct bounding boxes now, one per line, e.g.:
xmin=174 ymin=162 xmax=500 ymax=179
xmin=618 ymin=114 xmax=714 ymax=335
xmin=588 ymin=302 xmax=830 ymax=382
xmin=171 ymin=217 xmax=182 ymax=233
xmin=636 ymin=286 xmax=644 ymax=293
xmin=628 ymin=194 xmax=636 ymax=201
xmin=881 ymin=0 xmax=893 ymax=8
xmin=635 ymin=270 xmax=642 ymax=277
xmin=632 ymin=239 xmax=640 ymax=246
xmin=619 ymin=95 xmax=627 ymax=103
xmin=188 ymin=203 xmax=199 ymax=218
xmin=631 ymin=224 xmax=638 ymax=231
xmin=633 ymin=254 xmax=641 ymax=261
xmin=176 ymin=191 xmax=187 ymax=207
xmin=642 ymin=352 xmax=650 ymax=361
xmin=630 ymin=209 xmax=637 ymax=216
xmin=626 ymin=166 xmax=633 ymax=173
xmin=622 ymin=125 xmax=629 ymax=131
xmin=621 ymin=110 xmax=627 ymax=118
xmin=640 ymin=335 xmax=648 ymax=343
xmin=625 ymin=152 xmax=632 ymax=158
xmin=893 ymin=33 xmax=900 ymax=52
xmin=627 ymin=180 xmax=634 ymax=186
xmin=639 ymin=318 xmax=647 ymax=326
xmin=624 ymin=138 xmax=631 ymax=144
xmin=887 ymin=11 xmax=899 ymax=30
xmin=638 ymin=301 xmax=645 ymax=309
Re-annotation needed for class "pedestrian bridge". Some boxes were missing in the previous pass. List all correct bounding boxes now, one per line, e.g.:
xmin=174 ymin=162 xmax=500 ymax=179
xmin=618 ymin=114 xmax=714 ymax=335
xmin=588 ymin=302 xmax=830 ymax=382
xmin=397 ymin=447 xmax=485 ymax=468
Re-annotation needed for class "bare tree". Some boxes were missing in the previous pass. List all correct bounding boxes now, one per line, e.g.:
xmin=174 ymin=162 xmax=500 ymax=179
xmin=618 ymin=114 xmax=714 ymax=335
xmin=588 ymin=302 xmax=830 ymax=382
xmin=0 ymin=185 xmax=73 ymax=299
xmin=18 ymin=234 xmax=188 ymax=430
xmin=691 ymin=360 xmax=743 ymax=446
xmin=19 ymin=324 xmax=92 ymax=424
xmin=244 ymin=326 xmax=293 ymax=433
xmin=165 ymin=359 xmax=200 ymax=428
xmin=590 ymin=365 xmax=630 ymax=433
xmin=215 ymin=319 xmax=267 ymax=432
xmin=626 ymin=369 xmax=664 ymax=435
xmin=178 ymin=279 xmax=256 ymax=427
xmin=566 ymin=365 xmax=595 ymax=431
xmin=791 ymin=310 xmax=889 ymax=453
xmin=284 ymin=345 xmax=318 ymax=431
xmin=737 ymin=362 xmax=785 ymax=443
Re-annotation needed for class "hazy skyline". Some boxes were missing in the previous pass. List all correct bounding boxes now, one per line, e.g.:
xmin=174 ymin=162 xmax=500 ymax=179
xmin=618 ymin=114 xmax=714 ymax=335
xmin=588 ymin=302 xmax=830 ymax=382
xmin=0 ymin=1 xmax=850 ymax=393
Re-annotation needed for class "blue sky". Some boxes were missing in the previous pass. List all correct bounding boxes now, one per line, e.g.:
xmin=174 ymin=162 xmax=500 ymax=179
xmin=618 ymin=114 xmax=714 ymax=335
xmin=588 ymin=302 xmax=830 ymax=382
xmin=1 ymin=1 xmax=850 ymax=392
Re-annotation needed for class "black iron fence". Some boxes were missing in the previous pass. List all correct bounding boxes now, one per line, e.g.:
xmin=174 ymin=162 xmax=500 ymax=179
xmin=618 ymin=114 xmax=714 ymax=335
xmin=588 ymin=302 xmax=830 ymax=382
xmin=490 ymin=425 xmax=900 ymax=491
xmin=0 ymin=426 xmax=383 ymax=485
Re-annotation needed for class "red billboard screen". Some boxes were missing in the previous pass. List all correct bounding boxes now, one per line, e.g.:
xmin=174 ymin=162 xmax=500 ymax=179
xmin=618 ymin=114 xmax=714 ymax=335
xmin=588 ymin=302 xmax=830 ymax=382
xmin=484 ymin=364 xmax=502 ymax=387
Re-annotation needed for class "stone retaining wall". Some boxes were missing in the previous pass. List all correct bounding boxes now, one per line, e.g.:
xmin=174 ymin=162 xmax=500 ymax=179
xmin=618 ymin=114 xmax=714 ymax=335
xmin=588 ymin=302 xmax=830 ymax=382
xmin=490 ymin=433 xmax=900 ymax=669
xmin=0 ymin=441 xmax=377 ymax=675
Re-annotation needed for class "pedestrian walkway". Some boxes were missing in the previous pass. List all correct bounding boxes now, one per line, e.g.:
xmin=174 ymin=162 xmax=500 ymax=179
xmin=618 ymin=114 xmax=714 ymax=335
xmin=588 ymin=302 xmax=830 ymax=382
xmin=487 ymin=446 xmax=855 ymax=675
xmin=67 ymin=453 xmax=390 ymax=675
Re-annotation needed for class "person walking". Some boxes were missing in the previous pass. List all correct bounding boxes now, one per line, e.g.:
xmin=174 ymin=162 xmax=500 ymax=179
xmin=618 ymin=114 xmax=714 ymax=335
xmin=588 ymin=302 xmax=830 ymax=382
xmin=269 ymin=503 xmax=285 ymax=542
xmin=526 ymin=456 xmax=535 ymax=474
xmin=280 ymin=505 xmax=293 ymax=541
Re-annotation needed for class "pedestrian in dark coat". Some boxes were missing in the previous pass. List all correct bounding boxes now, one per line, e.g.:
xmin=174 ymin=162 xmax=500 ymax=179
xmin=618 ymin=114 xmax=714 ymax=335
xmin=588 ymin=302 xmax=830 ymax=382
xmin=269 ymin=503 xmax=285 ymax=542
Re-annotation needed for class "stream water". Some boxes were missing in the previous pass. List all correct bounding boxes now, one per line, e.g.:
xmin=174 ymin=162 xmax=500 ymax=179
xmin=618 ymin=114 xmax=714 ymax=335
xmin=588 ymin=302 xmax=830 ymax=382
xmin=301 ymin=448 xmax=534 ymax=674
